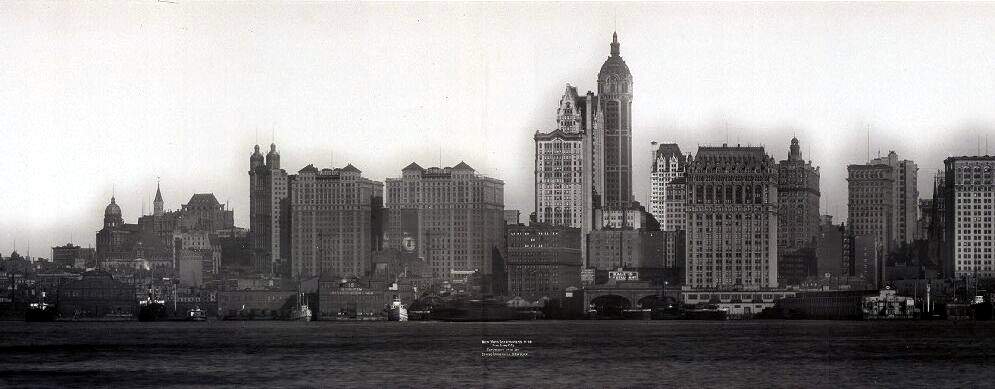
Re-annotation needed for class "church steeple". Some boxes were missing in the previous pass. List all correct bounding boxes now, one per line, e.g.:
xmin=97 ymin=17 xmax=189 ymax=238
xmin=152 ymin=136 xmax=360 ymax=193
xmin=153 ymin=181 xmax=164 ymax=216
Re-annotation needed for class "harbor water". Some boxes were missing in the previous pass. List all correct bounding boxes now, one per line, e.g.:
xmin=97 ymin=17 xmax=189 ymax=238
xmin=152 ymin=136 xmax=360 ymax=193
xmin=2 ymin=320 xmax=994 ymax=388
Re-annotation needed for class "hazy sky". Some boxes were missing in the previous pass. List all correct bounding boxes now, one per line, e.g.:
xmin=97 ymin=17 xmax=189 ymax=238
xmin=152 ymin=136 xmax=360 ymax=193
xmin=2 ymin=2 xmax=995 ymax=257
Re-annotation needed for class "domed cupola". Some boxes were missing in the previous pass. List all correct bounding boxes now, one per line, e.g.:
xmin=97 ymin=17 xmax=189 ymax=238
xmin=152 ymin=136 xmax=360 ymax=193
xmin=265 ymin=143 xmax=280 ymax=169
xmin=597 ymin=32 xmax=632 ymax=98
xmin=250 ymin=144 xmax=264 ymax=170
xmin=788 ymin=137 xmax=802 ymax=161
xmin=104 ymin=196 xmax=123 ymax=228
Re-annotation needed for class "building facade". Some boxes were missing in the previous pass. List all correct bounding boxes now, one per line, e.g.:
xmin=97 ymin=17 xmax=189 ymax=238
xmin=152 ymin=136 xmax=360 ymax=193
xmin=534 ymin=127 xmax=588 ymax=229
xmin=385 ymin=162 xmax=505 ymax=281
xmin=587 ymin=230 xmax=685 ymax=273
xmin=290 ymin=164 xmax=384 ymax=279
xmin=848 ymin=151 xmax=918 ymax=258
xmin=505 ymin=224 xmax=583 ymax=301
xmin=649 ymin=142 xmax=688 ymax=231
xmin=664 ymin=177 xmax=688 ymax=231
xmin=943 ymin=156 xmax=995 ymax=279
xmin=52 ymin=243 xmax=95 ymax=269
xmin=847 ymin=163 xmax=896 ymax=258
xmin=685 ymin=146 xmax=779 ymax=288
xmin=249 ymin=143 xmax=292 ymax=277
xmin=777 ymin=137 xmax=821 ymax=249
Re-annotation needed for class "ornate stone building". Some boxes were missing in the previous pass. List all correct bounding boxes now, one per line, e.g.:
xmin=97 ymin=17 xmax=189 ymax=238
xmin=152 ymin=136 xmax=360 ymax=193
xmin=685 ymin=146 xmax=779 ymax=288
xmin=534 ymin=85 xmax=594 ymax=232
xmin=777 ymin=137 xmax=821 ymax=248
xmin=776 ymin=137 xmax=820 ymax=285
xmin=385 ymin=162 xmax=505 ymax=281
xmin=290 ymin=164 xmax=384 ymax=279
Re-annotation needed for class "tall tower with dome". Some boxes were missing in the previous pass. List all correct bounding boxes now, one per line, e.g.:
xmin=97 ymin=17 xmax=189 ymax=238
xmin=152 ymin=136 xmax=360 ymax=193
xmin=596 ymin=32 xmax=634 ymax=210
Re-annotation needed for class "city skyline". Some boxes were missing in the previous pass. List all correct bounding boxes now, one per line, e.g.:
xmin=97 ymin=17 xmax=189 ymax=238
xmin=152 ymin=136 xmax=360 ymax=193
xmin=4 ymin=2 xmax=995 ymax=256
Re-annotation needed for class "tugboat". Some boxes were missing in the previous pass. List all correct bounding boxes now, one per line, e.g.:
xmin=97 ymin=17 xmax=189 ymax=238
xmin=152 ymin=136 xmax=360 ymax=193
xmin=186 ymin=306 xmax=207 ymax=321
xmin=388 ymin=295 xmax=408 ymax=321
xmin=288 ymin=292 xmax=312 ymax=321
xmin=25 ymin=291 xmax=58 ymax=322
xmin=138 ymin=289 xmax=167 ymax=322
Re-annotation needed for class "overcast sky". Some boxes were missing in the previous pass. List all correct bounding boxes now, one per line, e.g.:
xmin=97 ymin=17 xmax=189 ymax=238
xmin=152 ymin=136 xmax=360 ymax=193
xmin=2 ymin=2 xmax=994 ymax=257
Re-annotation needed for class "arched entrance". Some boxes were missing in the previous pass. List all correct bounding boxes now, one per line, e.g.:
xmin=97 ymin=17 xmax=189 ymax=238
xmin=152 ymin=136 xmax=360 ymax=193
xmin=589 ymin=295 xmax=631 ymax=318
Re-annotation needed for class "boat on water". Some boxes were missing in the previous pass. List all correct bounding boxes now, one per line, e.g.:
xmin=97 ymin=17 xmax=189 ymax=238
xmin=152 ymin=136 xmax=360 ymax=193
xmin=431 ymin=299 xmax=516 ymax=322
xmin=388 ymin=295 xmax=408 ymax=322
xmin=25 ymin=302 xmax=58 ymax=322
xmin=139 ymin=289 xmax=168 ymax=322
xmin=684 ymin=304 xmax=729 ymax=320
xmin=289 ymin=292 xmax=312 ymax=321
xmin=187 ymin=307 xmax=207 ymax=321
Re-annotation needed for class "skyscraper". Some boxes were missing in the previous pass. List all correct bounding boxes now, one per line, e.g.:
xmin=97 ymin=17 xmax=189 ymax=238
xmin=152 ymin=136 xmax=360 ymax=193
xmin=596 ymin=32 xmax=634 ymax=211
xmin=385 ymin=162 xmax=505 ymax=281
xmin=777 ymin=137 xmax=821 ymax=249
xmin=776 ymin=137 xmax=820 ymax=285
xmin=249 ymin=143 xmax=291 ymax=277
xmin=685 ymin=145 xmax=779 ymax=288
xmin=943 ymin=156 xmax=995 ymax=279
xmin=290 ymin=164 xmax=384 ymax=279
xmin=534 ymin=85 xmax=593 ymax=230
xmin=847 ymin=151 xmax=917 ymax=258
xmin=649 ymin=142 xmax=688 ymax=231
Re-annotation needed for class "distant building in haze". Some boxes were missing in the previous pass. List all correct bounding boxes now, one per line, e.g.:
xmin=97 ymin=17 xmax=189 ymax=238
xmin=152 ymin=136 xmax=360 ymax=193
xmin=847 ymin=151 xmax=918 ymax=259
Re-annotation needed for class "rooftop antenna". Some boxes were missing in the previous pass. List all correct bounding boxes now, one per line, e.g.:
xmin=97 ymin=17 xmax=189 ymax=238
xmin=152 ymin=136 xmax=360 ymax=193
xmin=255 ymin=127 xmax=258 ymax=145
xmin=978 ymin=133 xmax=982 ymax=156
xmin=866 ymin=125 xmax=870 ymax=163
xmin=725 ymin=121 xmax=729 ymax=144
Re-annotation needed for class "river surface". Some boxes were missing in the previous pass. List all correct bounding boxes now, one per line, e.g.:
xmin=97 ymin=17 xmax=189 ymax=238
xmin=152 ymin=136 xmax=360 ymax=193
xmin=2 ymin=320 xmax=994 ymax=388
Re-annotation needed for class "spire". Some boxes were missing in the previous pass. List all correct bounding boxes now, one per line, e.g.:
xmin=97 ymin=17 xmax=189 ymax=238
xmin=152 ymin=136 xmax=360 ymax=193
xmin=610 ymin=31 xmax=620 ymax=56
xmin=153 ymin=179 xmax=164 ymax=216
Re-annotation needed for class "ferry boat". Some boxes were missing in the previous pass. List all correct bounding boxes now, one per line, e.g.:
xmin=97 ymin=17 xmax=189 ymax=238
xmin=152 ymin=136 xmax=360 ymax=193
xmin=25 ymin=302 xmax=58 ymax=322
xmin=388 ymin=295 xmax=408 ymax=321
xmin=138 ymin=289 xmax=168 ymax=322
xmin=186 ymin=307 xmax=207 ymax=321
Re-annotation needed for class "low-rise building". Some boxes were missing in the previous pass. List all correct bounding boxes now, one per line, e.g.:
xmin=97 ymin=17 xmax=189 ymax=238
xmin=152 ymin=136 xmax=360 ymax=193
xmin=57 ymin=270 xmax=136 ymax=319
xmin=680 ymin=289 xmax=796 ymax=318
